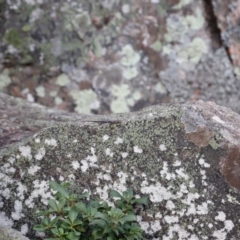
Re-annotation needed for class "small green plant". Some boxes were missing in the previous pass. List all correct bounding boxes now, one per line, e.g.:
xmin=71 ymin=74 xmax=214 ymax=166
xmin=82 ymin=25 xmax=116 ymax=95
xmin=34 ymin=181 xmax=148 ymax=240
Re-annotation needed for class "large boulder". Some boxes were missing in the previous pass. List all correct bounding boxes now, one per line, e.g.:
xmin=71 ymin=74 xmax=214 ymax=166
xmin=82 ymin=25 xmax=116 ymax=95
xmin=0 ymin=93 xmax=240 ymax=239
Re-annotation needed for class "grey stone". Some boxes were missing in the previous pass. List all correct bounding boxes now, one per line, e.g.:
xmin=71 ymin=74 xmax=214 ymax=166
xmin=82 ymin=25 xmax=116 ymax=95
xmin=0 ymin=93 xmax=240 ymax=239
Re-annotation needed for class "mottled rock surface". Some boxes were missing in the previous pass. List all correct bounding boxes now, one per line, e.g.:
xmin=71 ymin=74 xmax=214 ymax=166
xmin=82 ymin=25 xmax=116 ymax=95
xmin=1 ymin=0 xmax=240 ymax=115
xmin=0 ymin=93 xmax=240 ymax=239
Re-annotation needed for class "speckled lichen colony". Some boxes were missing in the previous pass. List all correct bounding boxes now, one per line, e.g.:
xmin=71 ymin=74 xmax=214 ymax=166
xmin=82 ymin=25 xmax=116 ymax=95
xmin=0 ymin=101 xmax=240 ymax=239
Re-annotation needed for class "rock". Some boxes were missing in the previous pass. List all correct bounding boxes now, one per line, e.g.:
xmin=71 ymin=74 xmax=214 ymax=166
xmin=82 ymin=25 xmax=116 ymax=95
xmin=0 ymin=93 xmax=240 ymax=239
xmin=0 ymin=227 xmax=29 ymax=240
xmin=1 ymin=0 xmax=240 ymax=114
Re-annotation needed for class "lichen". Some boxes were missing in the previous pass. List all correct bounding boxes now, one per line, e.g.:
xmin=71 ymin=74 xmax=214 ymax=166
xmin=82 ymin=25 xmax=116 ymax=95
xmin=35 ymin=86 xmax=45 ymax=98
xmin=120 ymin=44 xmax=140 ymax=80
xmin=70 ymin=89 xmax=99 ymax=114
xmin=0 ymin=69 xmax=11 ymax=90
xmin=56 ymin=74 xmax=71 ymax=87
xmin=178 ymin=37 xmax=208 ymax=63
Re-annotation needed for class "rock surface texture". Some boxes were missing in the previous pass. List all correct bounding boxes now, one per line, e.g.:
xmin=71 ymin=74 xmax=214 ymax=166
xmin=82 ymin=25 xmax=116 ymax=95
xmin=1 ymin=0 xmax=240 ymax=114
xmin=0 ymin=93 xmax=240 ymax=239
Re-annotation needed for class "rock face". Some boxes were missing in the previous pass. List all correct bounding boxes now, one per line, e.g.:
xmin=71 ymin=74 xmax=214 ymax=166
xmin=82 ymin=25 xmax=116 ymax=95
xmin=0 ymin=94 xmax=240 ymax=239
xmin=1 ymin=0 xmax=240 ymax=115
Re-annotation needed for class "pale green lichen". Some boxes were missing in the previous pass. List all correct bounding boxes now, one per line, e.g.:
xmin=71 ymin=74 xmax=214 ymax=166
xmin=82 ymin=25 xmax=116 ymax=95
xmin=234 ymin=67 xmax=240 ymax=77
xmin=122 ymin=66 xmax=138 ymax=80
xmin=56 ymin=74 xmax=71 ymax=86
xmin=173 ymin=0 xmax=191 ymax=9
xmin=150 ymin=40 xmax=162 ymax=51
xmin=111 ymin=84 xmax=131 ymax=98
xmin=93 ymin=39 xmax=103 ymax=57
xmin=64 ymin=10 xmax=91 ymax=39
xmin=110 ymin=84 xmax=131 ymax=113
xmin=54 ymin=97 xmax=63 ymax=105
xmin=178 ymin=37 xmax=208 ymax=63
xmin=164 ymin=16 xmax=188 ymax=43
xmin=126 ymin=91 xmax=141 ymax=107
xmin=110 ymin=98 xmax=129 ymax=113
xmin=50 ymin=91 xmax=58 ymax=97
xmin=70 ymin=89 xmax=99 ymax=114
xmin=120 ymin=44 xmax=140 ymax=67
xmin=35 ymin=86 xmax=45 ymax=98
xmin=155 ymin=82 xmax=167 ymax=94
xmin=0 ymin=69 xmax=11 ymax=90
xmin=185 ymin=8 xmax=205 ymax=30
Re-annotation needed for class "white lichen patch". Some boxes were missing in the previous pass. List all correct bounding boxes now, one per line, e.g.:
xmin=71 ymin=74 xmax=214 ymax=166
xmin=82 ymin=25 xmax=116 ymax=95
xmin=25 ymin=180 xmax=53 ymax=208
xmin=215 ymin=211 xmax=226 ymax=221
xmin=28 ymin=165 xmax=41 ymax=175
xmin=212 ymin=115 xmax=225 ymax=124
xmin=159 ymin=144 xmax=167 ymax=151
xmin=141 ymin=182 xmax=173 ymax=202
xmin=11 ymin=200 xmax=23 ymax=220
xmin=35 ymin=147 xmax=46 ymax=160
xmin=80 ymin=147 xmax=98 ymax=172
xmin=102 ymin=135 xmax=109 ymax=141
xmin=45 ymin=138 xmax=57 ymax=147
xmin=0 ymin=212 xmax=13 ymax=227
xmin=114 ymin=137 xmax=123 ymax=144
xmin=21 ymin=223 xmax=28 ymax=235
xmin=34 ymin=138 xmax=40 ymax=143
xmin=71 ymin=160 xmax=80 ymax=170
xmin=121 ymin=152 xmax=128 ymax=158
xmin=133 ymin=146 xmax=143 ymax=153
xmin=19 ymin=146 xmax=32 ymax=160
xmin=105 ymin=148 xmax=114 ymax=157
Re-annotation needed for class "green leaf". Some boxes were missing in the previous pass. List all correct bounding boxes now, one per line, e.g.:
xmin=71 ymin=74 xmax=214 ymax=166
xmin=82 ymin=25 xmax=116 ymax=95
xmin=94 ymin=212 xmax=110 ymax=222
xmin=134 ymin=197 xmax=148 ymax=206
xmin=69 ymin=208 xmax=78 ymax=223
xmin=42 ymin=217 xmax=51 ymax=225
xmin=49 ymin=181 xmax=70 ymax=199
xmin=110 ymin=189 xmax=123 ymax=199
xmin=50 ymin=216 xmax=60 ymax=226
xmin=89 ymin=219 xmax=107 ymax=228
xmin=33 ymin=225 xmax=46 ymax=232
xmin=121 ymin=214 xmax=136 ymax=222
xmin=115 ymin=200 xmax=125 ymax=209
xmin=75 ymin=202 xmax=87 ymax=212
xmin=58 ymin=198 xmax=66 ymax=210
xmin=122 ymin=189 xmax=134 ymax=201
xmin=74 ymin=225 xmax=86 ymax=232
xmin=78 ymin=191 xmax=89 ymax=199
xmin=50 ymin=228 xmax=59 ymax=236
xmin=45 ymin=238 xmax=61 ymax=240
xmin=91 ymin=227 xmax=104 ymax=239
xmin=48 ymin=199 xmax=59 ymax=211
xmin=62 ymin=218 xmax=71 ymax=225
xmin=66 ymin=231 xmax=81 ymax=240
xmin=36 ymin=210 xmax=49 ymax=217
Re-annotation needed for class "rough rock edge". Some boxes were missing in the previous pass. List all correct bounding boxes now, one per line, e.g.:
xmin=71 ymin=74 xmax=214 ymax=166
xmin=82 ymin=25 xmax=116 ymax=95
xmin=1 ymin=94 xmax=240 ymax=239
xmin=0 ymin=226 xmax=29 ymax=240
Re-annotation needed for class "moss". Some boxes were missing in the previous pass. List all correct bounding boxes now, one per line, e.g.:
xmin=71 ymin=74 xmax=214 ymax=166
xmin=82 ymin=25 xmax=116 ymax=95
xmin=3 ymin=28 xmax=25 ymax=50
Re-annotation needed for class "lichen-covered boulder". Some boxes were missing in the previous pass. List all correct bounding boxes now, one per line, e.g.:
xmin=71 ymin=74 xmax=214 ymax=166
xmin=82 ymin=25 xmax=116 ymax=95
xmin=0 ymin=94 xmax=240 ymax=239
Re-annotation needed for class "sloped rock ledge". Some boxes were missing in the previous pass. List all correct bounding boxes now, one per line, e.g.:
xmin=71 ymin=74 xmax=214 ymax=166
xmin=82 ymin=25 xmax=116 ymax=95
xmin=0 ymin=94 xmax=240 ymax=239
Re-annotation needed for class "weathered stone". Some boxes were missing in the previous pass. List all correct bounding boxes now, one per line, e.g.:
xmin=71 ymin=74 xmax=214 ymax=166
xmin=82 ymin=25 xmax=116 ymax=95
xmin=1 ymin=0 xmax=240 ymax=115
xmin=0 ymin=93 xmax=240 ymax=239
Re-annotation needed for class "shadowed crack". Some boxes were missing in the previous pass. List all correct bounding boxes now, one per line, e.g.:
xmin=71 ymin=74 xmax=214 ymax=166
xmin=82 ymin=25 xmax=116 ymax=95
xmin=202 ymin=0 xmax=233 ymax=64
